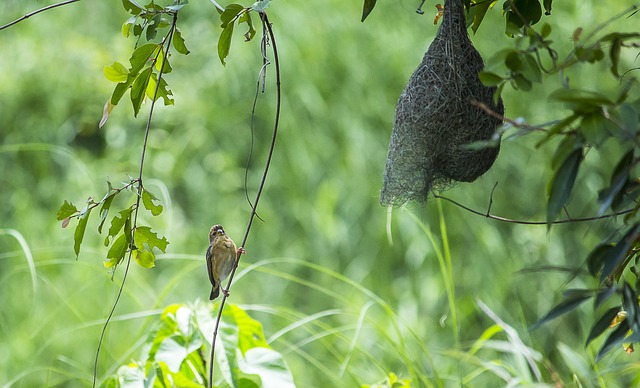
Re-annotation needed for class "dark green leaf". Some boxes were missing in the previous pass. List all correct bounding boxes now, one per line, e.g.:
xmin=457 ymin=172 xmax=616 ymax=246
xmin=471 ymin=0 xmax=492 ymax=34
xmin=586 ymin=307 xmax=620 ymax=346
xmin=601 ymin=223 xmax=640 ymax=282
xmin=618 ymin=103 xmax=638 ymax=138
xmin=596 ymin=319 xmax=630 ymax=361
xmin=146 ymin=13 xmax=161 ymax=41
xmin=512 ymin=74 xmax=532 ymax=91
xmin=105 ymin=234 xmax=129 ymax=268
xmin=504 ymin=0 xmax=542 ymax=32
xmin=587 ymin=244 xmax=615 ymax=277
xmin=110 ymin=75 xmax=135 ymax=106
xmin=540 ymin=23 xmax=551 ymax=38
xmin=579 ymin=113 xmax=608 ymax=147
xmin=622 ymin=282 xmax=640 ymax=333
xmin=74 ymin=207 xmax=92 ymax=258
xmin=536 ymin=114 xmax=579 ymax=147
xmin=549 ymin=88 xmax=613 ymax=111
xmin=131 ymin=67 xmax=154 ymax=116
xmin=505 ymin=51 xmax=522 ymax=72
xmin=478 ymin=71 xmax=503 ymax=86
xmin=551 ymin=134 xmax=582 ymax=170
xmin=129 ymin=43 xmax=158 ymax=75
xmin=543 ymin=0 xmax=552 ymax=15
xmin=57 ymin=200 xmax=78 ymax=220
xmin=521 ymin=53 xmax=542 ymax=83
xmin=98 ymin=194 xmax=117 ymax=234
xmin=220 ymin=4 xmax=244 ymax=28
xmin=108 ymin=207 xmax=134 ymax=240
xmin=218 ymin=22 xmax=235 ymax=65
xmin=142 ymin=189 xmax=163 ymax=216
xmin=547 ymin=148 xmax=581 ymax=225
xmin=598 ymin=149 xmax=633 ymax=215
xmin=594 ymin=286 xmax=617 ymax=309
xmin=530 ymin=293 xmax=592 ymax=330
xmin=122 ymin=0 xmax=145 ymax=15
xmin=361 ymin=0 xmax=377 ymax=22
xmin=239 ymin=11 xmax=256 ymax=42
xmin=173 ymin=27 xmax=190 ymax=55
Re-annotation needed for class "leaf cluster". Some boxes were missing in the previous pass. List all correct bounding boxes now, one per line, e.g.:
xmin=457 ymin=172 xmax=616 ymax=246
xmin=56 ymin=179 xmax=169 ymax=271
xmin=101 ymin=302 xmax=295 ymax=387
xmin=101 ymin=0 xmax=190 ymax=126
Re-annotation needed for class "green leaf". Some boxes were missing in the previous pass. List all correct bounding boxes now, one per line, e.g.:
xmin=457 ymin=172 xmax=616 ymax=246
xmin=618 ymin=103 xmax=639 ymax=138
xmin=104 ymin=62 xmax=129 ymax=83
xmin=536 ymin=114 xmax=579 ymax=147
xmin=108 ymin=207 xmax=134 ymax=241
xmin=132 ymin=248 xmax=156 ymax=268
xmin=530 ymin=292 xmax=592 ymax=330
xmin=218 ymin=22 xmax=235 ymax=65
xmin=543 ymin=0 xmax=552 ymax=15
xmin=130 ymin=43 xmax=158 ymax=75
xmin=57 ymin=200 xmax=78 ymax=220
xmin=146 ymin=13 xmax=161 ymax=41
xmin=122 ymin=16 xmax=137 ymax=37
xmin=521 ymin=53 xmax=542 ymax=83
xmin=135 ymin=226 xmax=169 ymax=253
xmin=622 ymin=282 xmax=640 ymax=333
xmin=146 ymin=74 xmax=174 ymax=106
xmin=549 ymin=88 xmax=613 ymax=113
xmin=596 ymin=319 xmax=630 ymax=361
xmin=471 ymin=0 xmax=495 ymax=34
xmin=575 ymin=45 xmax=605 ymax=63
xmin=173 ymin=27 xmax=190 ymax=55
xmin=361 ymin=0 xmax=377 ymax=22
xmin=122 ymin=0 xmax=145 ymax=15
xmin=601 ymin=223 xmax=640 ymax=283
xmin=478 ymin=71 xmax=503 ymax=86
xmin=142 ymin=189 xmax=164 ymax=216
xmin=547 ymin=148 xmax=581 ymax=225
xmin=110 ymin=75 xmax=135 ymax=106
xmin=587 ymin=244 xmax=615 ymax=278
xmin=594 ymin=286 xmax=617 ymax=309
xmin=98 ymin=193 xmax=117 ymax=234
xmin=239 ymin=11 xmax=256 ymax=42
xmin=74 ymin=207 xmax=92 ymax=258
xmin=131 ymin=67 xmax=154 ymax=116
xmin=551 ymin=134 xmax=582 ymax=170
xmin=579 ymin=113 xmax=608 ymax=147
xmin=504 ymin=0 xmax=542 ymax=33
xmin=105 ymin=233 xmax=129 ymax=268
xmin=598 ymin=149 xmax=633 ymax=215
xmin=586 ymin=307 xmax=620 ymax=347
xmin=220 ymin=4 xmax=244 ymax=28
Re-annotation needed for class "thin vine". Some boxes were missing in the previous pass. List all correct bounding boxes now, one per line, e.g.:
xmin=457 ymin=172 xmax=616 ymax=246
xmin=207 ymin=10 xmax=281 ymax=388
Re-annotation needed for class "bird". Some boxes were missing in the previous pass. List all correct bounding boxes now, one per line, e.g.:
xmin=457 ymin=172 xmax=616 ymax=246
xmin=206 ymin=225 xmax=244 ymax=300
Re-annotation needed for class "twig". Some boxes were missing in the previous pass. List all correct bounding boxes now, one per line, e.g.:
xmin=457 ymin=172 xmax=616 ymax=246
xmin=471 ymin=100 xmax=546 ymax=133
xmin=433 ymin=193 xmax=634 ymax=225
xmin=92 ymin=12 xmax=179 ymax=388
xmin=0 ymin=0 xmax=82 ymax=31
xmin=207 ymin=10 xmax=281 ymax=388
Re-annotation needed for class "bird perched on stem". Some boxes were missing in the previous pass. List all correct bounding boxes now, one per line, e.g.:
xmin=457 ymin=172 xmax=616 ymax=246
xmin=206 ymin=225 xmax=244 ymax=300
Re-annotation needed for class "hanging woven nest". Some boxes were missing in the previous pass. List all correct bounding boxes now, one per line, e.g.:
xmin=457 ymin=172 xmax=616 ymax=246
xmin=380 ymin=0 xmax=504 ymax=206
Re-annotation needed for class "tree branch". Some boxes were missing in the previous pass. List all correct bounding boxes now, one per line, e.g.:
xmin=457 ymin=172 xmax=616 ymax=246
xmin=0 ymin=0 xmax=83 ymax=31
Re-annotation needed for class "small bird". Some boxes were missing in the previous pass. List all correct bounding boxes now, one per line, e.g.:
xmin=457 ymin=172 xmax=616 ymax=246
xmin=206 ymin=225 xmax=243 ymax=300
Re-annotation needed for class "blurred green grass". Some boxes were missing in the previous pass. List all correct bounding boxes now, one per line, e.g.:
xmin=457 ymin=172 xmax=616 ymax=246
xmin=1 ymin=0 xmax=639 ymax=386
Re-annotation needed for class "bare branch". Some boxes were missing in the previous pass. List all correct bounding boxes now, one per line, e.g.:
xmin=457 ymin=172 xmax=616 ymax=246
xmin=0 ymin=0 xmax=83 ymax=31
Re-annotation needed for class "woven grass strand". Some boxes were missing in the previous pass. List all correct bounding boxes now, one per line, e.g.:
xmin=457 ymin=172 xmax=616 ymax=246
xmin=380 ymin=0 xmax=504 ymax=206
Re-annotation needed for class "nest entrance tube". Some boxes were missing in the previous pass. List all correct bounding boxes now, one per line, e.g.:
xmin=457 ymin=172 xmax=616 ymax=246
xmin=380 ymin=0 xmax=504 ymax=206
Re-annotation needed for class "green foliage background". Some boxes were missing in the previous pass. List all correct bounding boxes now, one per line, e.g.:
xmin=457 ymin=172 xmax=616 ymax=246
xmin=0 ymin=0 xmax=639 ymax=386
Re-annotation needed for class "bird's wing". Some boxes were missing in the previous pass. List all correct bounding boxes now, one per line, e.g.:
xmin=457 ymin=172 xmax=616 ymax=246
xmin=206 ymin=244 xmax=215 ymax=286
